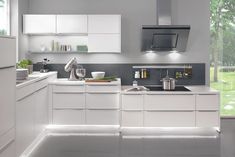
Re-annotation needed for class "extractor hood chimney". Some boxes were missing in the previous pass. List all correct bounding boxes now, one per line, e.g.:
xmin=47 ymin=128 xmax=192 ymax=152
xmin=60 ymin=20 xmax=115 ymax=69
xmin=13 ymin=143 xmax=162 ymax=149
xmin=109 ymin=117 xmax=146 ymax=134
xmin=141 ymin=0 xmax=190 ymax=52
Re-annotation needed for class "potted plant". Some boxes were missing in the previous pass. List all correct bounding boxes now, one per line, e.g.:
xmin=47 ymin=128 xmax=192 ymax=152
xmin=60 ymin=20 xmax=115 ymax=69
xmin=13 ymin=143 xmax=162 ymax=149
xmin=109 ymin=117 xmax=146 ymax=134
xmin=17 ymin=59 xmax=33 ymax=74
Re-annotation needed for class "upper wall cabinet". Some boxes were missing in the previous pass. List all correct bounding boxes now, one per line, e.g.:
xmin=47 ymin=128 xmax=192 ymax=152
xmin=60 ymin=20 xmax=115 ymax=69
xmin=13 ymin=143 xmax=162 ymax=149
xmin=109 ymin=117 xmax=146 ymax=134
xmin=56 ymin=15 xmax=88 ymax=34
xmin=23 ymin=15 xmax=56 ymax=34
xmin=88 ymin=15 xmax=121 ymax=34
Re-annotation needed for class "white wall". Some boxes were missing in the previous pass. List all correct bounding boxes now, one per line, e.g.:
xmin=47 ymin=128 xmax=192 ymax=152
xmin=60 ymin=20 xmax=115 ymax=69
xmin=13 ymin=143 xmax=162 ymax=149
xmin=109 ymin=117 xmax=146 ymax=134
xmin=20 ymin=0 xmax=210 ymax=83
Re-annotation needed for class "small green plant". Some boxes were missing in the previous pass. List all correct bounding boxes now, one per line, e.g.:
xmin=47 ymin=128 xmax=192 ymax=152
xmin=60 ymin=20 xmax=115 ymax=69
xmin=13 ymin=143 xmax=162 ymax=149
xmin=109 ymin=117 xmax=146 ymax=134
xmin=17 ymin=59 xmax=33 ymax=69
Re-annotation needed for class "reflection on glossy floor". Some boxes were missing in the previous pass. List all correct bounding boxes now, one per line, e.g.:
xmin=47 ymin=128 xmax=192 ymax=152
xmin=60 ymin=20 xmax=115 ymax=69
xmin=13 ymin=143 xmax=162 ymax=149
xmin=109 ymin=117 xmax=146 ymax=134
xmin=29 ymin=119 xmax=235 ymax=157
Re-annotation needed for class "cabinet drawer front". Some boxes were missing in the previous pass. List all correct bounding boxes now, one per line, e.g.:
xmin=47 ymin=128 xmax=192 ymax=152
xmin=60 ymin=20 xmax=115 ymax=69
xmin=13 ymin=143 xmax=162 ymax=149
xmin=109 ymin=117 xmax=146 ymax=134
xmin=196 ymin=111 xmax=219 ymax=127
xmin=144 ymin=95 xmax=195 ymax=110
xmin=16 ymin=82 xmax=35 ymax=101
xmin=86 ymin=110 xmax=119 ymax=125
xmin=53 ymin=110 xmax=85 ymax=125
xmin=0 ymin=68 xmax=15 ymax=136
xmin=122 ymin=111 xmax=143 ymax=127
xmin=144 ymin=111 xmax=195 ymax=127
xmin=53 ymin=85 xmax=85 ymax=93
xmin=196 ymin=95 xmax=219 ymax=110
xmin=35 ymin=78 xmax=48 ymax=91
xmin=122 ymin=95 xmax=143 ymax=110
xmin=53 ymin=93 xmax=85 ymax=109
xmin=86 ymin=85 xmax=120 ymax=92
xmin=86 ymin=93 xmax=119 ymax=109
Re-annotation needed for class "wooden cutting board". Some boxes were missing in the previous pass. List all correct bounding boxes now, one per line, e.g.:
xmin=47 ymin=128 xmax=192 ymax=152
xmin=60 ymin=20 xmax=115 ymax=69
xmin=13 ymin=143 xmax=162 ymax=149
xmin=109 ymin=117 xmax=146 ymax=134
xmin=85 ymin=79 xmax=113 ymax=82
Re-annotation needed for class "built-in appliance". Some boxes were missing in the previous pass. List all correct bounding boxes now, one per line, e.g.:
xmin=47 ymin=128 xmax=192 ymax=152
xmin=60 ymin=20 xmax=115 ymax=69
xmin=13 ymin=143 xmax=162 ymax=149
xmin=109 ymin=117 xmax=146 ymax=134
xmin=0 ymin=36 xmax=16 ymax=154
xmin=141 ymin=0 xmax=190 ymax=52
xmin=145 ymin=86 xmax=191 ymax=92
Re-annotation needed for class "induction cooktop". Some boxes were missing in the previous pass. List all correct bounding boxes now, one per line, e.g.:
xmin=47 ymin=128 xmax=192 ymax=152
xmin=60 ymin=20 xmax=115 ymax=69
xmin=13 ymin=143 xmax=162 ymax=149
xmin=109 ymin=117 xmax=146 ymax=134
xmin=145 ymin=86 xmax=191 ymax=92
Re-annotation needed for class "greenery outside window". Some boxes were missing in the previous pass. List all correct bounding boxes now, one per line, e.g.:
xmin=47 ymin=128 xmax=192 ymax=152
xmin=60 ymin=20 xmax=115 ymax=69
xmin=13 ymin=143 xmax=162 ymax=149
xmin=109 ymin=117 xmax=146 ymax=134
xmin=0 ymin=0 xmax=10 ymax=35
xmin=210 ymin=0 xmax=235 ymax=116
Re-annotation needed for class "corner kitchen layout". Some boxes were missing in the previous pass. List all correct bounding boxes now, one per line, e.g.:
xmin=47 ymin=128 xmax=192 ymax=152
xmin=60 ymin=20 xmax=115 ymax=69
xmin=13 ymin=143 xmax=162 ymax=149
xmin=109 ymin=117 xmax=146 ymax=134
xmin=1 ymin=0 xmax=235 ymax=157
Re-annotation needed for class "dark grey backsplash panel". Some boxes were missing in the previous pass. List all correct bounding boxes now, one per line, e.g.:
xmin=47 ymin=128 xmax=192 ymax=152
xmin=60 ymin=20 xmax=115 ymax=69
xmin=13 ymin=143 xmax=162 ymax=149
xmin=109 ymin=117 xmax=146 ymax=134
xmin=33 ymin=63 xmax=205 ymax=85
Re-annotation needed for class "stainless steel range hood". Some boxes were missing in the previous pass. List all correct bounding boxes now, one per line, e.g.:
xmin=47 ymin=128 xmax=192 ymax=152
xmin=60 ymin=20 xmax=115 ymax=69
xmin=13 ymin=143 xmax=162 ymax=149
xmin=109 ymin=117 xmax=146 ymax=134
xmin=141 ymin=0 xmax=190 ymax=52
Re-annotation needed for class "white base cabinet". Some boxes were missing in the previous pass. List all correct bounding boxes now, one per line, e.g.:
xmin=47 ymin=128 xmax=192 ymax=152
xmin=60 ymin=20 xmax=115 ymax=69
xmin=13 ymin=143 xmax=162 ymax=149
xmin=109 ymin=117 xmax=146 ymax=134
xmin=121 ymin=93 xmax=220 ymax=128
xmin=144 ymin=111 xmax=195 ymax=127
xmin=51 ymin=83 xmax=121 ymax=126
xmin=53 ymin=110 xmax=85 ymax=125
xmin=86 ymin=110 xmax=119 ymax=125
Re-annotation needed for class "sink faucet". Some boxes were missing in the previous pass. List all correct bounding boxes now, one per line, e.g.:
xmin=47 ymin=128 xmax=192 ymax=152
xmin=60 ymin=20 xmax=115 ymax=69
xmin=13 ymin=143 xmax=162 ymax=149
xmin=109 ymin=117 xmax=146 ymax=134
xmin=64 ymin=57 xmax=81 ymax=81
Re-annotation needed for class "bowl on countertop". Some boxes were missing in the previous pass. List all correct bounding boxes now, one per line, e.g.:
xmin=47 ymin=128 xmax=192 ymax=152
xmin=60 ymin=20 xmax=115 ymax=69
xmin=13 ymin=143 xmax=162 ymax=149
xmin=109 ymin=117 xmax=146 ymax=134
xmin=16 ymin=69 xmax=28 ymax=80
xmin=91 ymin=71 xmax=105 ymax=79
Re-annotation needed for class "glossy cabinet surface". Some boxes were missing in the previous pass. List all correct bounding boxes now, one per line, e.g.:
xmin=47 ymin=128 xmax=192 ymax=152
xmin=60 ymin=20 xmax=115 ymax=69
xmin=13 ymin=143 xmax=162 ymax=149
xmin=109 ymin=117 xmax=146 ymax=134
xmin=23 ymin=15 xmax=56 ymax=34
xmin=88 ymin=15 xmax=121 ymax=34
xmin=57 ymin=15 xmax=88 ymax=34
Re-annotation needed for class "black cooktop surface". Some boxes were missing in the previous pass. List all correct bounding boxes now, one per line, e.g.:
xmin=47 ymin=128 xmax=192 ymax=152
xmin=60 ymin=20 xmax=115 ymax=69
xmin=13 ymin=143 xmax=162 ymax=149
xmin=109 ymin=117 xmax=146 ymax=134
xmin=145 ymin=86 xmax=191 ymax=92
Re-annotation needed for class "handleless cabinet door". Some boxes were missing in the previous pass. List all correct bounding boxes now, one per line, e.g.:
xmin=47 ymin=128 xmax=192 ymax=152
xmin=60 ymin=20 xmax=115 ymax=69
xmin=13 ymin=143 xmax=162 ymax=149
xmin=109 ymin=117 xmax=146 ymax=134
xmin=196 ymin=111 xmax=219 ymax=127
xmin=88 ymin=34 xmax=121 ymax=53
xmin=88 ymin=15 xmax=121 ymax=34
xmin=196 ymin=95 xmax=219 ymax=110
xmin=16 ymin=93 xmax=35 ymax=157
xmin=0 ymin=37 xmax=16 ymax=68
xmin=122 ymin=94 xmax=143 ymax=110
xmin=0 ymin=67 xmax=15 ymax=137
xmin=23 ymin=15 xmax=56 ymax=34
xmin=86 ymin=110 xmax=119 ymax=125
xmin=35 ymin=87 xmax=48 ymax=136
xmin=144 ymin=111 xmax=195 ymax=127
xmin=86 ymin=93 xmax=119 ymax=109
xmin=122 ymin=111 xmax=143 ymax=127
xmin=53 ymin=110 xmax=85 ymax=125
xmin=57 ymin=15 xmax=88 ymax=34
xmin=53 ymin=93 xmax=85 ymax=109
xmin=144 ymin=94 xmax=195 ymax=111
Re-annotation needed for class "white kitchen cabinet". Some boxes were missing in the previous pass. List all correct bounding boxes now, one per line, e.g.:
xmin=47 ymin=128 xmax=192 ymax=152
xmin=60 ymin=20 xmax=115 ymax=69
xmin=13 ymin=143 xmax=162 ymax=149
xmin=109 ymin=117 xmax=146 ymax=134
xmin=23 ymin=15 xmax=56 ymax=34
xmin=86 ymin=93 xmax=119 ymax=109
xmin=56 ymin=15 xmax=88 ymax=34
xmin=196 ymin=94 xmax=219 ymax=110
xmin=144 ymin=111 xmax=195 ymax=127
xmin=122 ymin=94 xmax=143 ymax=110
xmin=35 ymin=86 xmax=48 ymax=136
xmin=86 ymin=84 xmax=120 ymax=92
xmin=86 ymin=110 xmax=119 ymax=125
xmin=0 ymin=37 xmax=16 ymax=68
xmin=144 ymin=94 xmax=195 ymax=111
xmin=53 ymin=93 xmax=85 ymax=109
xmin=88 ymin=34 xmax=121 ymax=53
xmin=122 ymin=111 xmax=143 ymax=127
xmin=53 ymin=85 xmax=85 ymax=93
xmin=0 ymin=67 xmax=15 ymax=137
xmin=196 ymin=111 xmax=219 ymax=127
xmin=16 ymin=93 xmax=35 ymax=157
xmin=88 ymin=15 xmax=121 ymax=34
xmin=53 ymin=110 xmax=85 ymax=125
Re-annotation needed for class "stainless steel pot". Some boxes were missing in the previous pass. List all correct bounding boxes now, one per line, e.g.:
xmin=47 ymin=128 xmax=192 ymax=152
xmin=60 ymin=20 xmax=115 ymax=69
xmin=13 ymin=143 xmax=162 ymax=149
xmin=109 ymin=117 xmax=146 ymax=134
xmin=161 ymin=70 xmax=176 ymax=91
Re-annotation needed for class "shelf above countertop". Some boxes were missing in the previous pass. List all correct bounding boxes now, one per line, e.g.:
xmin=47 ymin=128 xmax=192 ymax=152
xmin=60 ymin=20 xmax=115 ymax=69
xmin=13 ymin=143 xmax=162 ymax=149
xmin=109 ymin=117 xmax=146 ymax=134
xmin=132 ymin=65 xmax=192 ymax=69
xmin=29 ymin=51 xmax=88 ymax=54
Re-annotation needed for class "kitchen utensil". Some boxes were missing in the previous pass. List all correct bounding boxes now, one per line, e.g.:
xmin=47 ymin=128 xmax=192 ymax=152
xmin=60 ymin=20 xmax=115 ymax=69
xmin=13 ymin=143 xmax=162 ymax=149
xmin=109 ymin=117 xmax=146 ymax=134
xmin=161 ymin=70 xmax=176 ymax=91
xmin=76 ymin=68 xmax=86 ymax=80
xmin=91 ymin=71 xmax=105 ymax=79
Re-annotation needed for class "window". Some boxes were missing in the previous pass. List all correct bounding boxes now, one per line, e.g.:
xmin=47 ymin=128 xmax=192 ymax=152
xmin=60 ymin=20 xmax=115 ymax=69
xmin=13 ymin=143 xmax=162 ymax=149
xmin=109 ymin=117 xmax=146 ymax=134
xmin=0 ymin=0 xmax=10 ymax=35
xmin=210 ymin=0 xmax=235 ymax=117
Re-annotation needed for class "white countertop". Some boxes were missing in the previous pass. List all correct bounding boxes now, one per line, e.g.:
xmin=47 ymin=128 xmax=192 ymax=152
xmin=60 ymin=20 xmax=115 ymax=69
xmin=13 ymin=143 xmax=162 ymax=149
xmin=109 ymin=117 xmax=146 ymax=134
xmin=49 ymin=78 xmax=121 ymax=85
xmin=122 ymin=85 xmax=220 ymax=95
xmin=16 ymin=71 xmax=57 ymax=89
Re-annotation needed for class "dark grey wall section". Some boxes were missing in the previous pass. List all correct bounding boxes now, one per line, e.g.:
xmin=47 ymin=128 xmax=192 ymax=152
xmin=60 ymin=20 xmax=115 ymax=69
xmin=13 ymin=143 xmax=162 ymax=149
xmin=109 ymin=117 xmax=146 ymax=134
xmin=34 ymin=63 xmax=205 ymax=85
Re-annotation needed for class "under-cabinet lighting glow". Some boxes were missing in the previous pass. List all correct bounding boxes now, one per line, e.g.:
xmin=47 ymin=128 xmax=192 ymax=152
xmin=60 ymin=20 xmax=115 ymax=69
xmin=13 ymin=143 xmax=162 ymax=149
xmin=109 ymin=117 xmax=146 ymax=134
xmin=168 ymin=51 xmax=181 ymax=60
xmin=145 ymin=51 xmax=157 ymax=59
